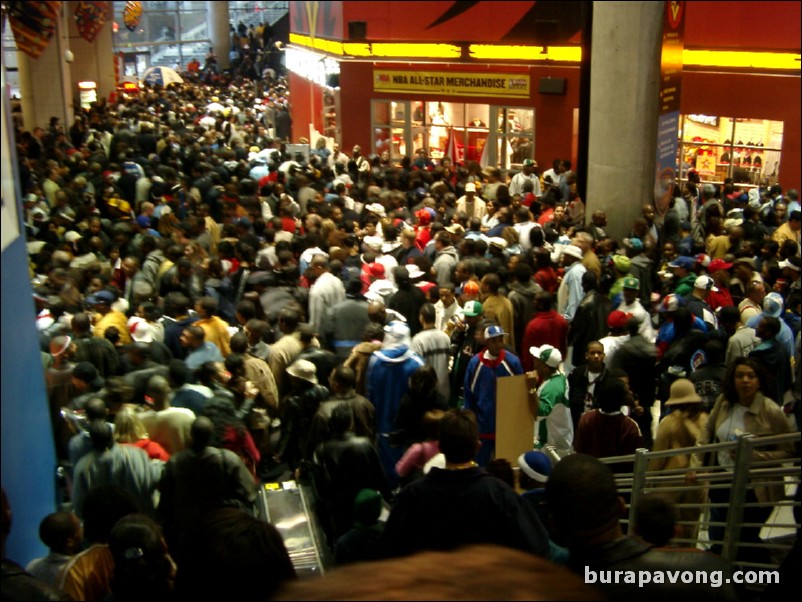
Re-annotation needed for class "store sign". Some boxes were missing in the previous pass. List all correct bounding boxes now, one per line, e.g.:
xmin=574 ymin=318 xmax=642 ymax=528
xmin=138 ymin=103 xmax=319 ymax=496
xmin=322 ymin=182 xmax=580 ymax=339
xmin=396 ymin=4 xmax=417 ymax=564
xmin=654 ymin=1 xmax=685 ymax=217
xmin=374 ymin=70 xmax=530 ymax=99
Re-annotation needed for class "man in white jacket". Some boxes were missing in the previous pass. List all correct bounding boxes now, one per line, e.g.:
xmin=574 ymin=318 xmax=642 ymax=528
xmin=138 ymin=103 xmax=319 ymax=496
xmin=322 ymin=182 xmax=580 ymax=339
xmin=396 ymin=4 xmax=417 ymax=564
xmin=308 ymin=255 xmax=346 ymax=334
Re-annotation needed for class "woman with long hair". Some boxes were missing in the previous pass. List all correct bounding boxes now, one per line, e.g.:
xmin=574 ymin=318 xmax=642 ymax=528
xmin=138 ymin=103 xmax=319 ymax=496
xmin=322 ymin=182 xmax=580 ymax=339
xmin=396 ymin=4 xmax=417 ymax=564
xmin=114 ymin=406 xmax=170 ymax=461
xmin=695 ymin=357 xmax=793 ymax=562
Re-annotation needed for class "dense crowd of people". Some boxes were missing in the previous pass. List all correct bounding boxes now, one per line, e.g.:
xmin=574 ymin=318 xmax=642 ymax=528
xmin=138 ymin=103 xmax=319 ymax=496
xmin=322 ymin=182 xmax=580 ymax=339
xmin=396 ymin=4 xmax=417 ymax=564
xmin=2 ymin=59 xmax=800 ymax=600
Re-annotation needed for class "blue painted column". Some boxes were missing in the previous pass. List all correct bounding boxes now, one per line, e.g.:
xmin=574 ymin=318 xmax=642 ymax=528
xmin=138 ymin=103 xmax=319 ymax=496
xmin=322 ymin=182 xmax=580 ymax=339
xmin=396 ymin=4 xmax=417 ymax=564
xmin=1 ymin=51 xmax=57 ymax=565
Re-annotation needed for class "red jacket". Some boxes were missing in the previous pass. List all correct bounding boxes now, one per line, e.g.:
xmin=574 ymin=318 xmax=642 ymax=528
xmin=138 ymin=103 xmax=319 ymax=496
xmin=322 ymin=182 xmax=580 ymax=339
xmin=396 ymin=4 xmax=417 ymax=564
xmin=707 ymin=287 xmax=734 ymax=311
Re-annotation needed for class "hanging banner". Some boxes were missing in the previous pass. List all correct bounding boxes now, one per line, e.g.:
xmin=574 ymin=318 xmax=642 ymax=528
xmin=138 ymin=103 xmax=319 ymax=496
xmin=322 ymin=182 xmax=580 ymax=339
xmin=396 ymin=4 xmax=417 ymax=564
xmin=374 ymin=70 xmax=530 ymax=99
xmin=74 ymin=1 xmax=108 ymax=43
xmin=123 ymin=0 xmax=142 ymax=32
xmin=6 ymin=1 xmax=62 ymax=59
xmin=653 ymin=1 xmax=685 ymax=217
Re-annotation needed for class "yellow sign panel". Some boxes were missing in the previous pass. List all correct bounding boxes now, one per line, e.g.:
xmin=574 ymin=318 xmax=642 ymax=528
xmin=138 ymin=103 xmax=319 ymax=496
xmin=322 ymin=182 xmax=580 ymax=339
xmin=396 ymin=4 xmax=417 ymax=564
xmin=374 ymin=70 xmax=530 ymax=99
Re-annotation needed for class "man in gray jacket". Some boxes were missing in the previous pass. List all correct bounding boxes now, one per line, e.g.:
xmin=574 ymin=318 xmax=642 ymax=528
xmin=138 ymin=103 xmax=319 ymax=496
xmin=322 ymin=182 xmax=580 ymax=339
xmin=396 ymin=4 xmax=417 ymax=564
xmin=432 ymin=231 xmax=459 ymax=288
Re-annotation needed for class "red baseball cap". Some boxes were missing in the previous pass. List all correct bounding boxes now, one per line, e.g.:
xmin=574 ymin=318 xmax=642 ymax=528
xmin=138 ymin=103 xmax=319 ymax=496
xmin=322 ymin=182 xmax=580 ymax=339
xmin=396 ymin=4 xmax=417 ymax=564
xmin=708 ymin=259 xmax=733 ymax=272
xmin=369 ymin=263 xmax=385 ymax=278
xmin=607 ymin=310 xmax=633 ymax=330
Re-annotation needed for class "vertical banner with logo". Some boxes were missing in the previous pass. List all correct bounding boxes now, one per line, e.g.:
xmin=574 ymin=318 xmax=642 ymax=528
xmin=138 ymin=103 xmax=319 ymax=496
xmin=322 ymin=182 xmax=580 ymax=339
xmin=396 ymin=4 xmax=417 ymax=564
xmin=653 ymin=1 xmax=684 ymax=217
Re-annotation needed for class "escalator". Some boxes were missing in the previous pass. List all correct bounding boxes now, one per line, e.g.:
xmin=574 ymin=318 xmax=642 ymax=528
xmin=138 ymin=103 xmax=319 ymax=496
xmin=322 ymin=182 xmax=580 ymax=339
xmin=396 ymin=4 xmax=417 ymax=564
xmin=256 ymin=480 xmax=332 ymax=577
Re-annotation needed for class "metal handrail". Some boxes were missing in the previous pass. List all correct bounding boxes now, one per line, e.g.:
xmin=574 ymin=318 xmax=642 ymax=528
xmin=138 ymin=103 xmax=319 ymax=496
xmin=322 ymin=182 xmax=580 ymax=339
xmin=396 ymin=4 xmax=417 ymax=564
xmin=586 ymin=431 xmax=802 ymax=565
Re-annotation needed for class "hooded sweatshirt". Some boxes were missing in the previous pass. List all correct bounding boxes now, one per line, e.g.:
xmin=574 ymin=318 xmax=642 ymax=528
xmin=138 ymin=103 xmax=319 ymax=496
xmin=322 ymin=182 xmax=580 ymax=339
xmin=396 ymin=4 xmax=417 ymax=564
xmin=366 ymin=324 xmax=425 ymax=486
xmin=433 ymin=245 xmax=460 ymax=288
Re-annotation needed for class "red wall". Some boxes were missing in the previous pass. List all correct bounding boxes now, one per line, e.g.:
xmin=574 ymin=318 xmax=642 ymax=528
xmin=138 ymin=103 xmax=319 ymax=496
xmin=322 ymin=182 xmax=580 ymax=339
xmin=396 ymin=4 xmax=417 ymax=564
xmin=682 ymin=71 xmax=800 ymax=189
xmin=342 ymin=1 xmax=536 ymax=42
xmin=288 ymin=72 xmax=325 ymax=142
xmin=685 ymin=1 xmax=800 ymax=50
xmin=334 ymin=61 xmax=580 ymax=170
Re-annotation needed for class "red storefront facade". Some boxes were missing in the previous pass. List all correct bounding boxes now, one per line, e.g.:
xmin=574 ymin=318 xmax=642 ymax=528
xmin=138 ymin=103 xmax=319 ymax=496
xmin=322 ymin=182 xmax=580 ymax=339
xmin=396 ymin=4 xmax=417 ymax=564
xmin=287 ymin=1 xmax=800 ymax=188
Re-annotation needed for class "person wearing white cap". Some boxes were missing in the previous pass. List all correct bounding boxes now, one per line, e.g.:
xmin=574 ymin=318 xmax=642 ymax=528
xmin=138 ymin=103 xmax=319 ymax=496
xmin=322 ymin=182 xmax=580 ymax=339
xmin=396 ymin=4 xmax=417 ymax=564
xmin=463 ymin=324 xmax=532 ymax=466
xmin=683 ymin=275 xmax=718 ymax=331
xmin=529 ymin=345 xmax=572 ymax=457
xmin=363 ymin=234 xmax=399 ymax=286
xmin=365 ymin=202 xmax=386 ymax=218
xmin=509 ymin=158 xmax=542 ymax=198
xmin=366 ymin=321 xmax=424 ymax=487
xmin=556 ymin=245 xmax=587 ymax=323
xmin=745 ymin=292 xmax=795 ymax=362
xmin=455 ymin=181 xmax=486 ymax=221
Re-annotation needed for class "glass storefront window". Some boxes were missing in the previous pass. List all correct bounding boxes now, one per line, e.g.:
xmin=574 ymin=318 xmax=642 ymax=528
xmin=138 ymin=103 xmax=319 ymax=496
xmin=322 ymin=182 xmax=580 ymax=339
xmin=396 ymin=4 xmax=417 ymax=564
xmin=391 ymin=102 xmax=406 ymax=124
xmin=373 ymin=101 xmax=391 ymax=126
xmin=112 ymin=1 xmax=286 ymax=73
xmin=493 ymin=107 xmax=534 ymax=170
xmin=679 ymin=114 xmax=784 ymax=186
xmin=411 ymin=102 xmax=425 ymax=125
xmin=371 ymin=100 xmax=532 ymax=171
xmin=374 ymin=128 xmax=392 ymax=159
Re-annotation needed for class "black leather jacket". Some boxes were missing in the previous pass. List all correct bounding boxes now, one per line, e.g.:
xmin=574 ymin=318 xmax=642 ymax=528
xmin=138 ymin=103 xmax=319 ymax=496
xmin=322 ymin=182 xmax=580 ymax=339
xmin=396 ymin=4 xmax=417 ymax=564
xmin=568 ymin=289 xmax=610 ymax=366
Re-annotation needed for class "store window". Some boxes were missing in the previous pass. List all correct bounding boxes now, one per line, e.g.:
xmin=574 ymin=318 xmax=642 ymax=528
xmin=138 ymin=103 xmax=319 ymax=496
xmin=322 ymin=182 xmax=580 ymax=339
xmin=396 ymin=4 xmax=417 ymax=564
xmin=679 ymin=114 xmax=783 ymax=187
xmin=112 ymin=0 xmax=209 ymax=70
xmin=494 ymin=107 xmax=534 ymax=171
xmin=111 ymin=1 xmax=287 ymax=72
xmin=372 ymin=100 xmax=533 ymax=170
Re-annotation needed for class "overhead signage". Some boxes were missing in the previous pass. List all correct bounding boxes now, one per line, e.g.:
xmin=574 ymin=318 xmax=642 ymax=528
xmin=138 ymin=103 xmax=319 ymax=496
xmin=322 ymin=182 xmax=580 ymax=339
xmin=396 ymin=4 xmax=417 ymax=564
xmin=374 ymin=70 xmax=530 ymax=99
xmin=653 ymin=1 xmax=685 ymax=217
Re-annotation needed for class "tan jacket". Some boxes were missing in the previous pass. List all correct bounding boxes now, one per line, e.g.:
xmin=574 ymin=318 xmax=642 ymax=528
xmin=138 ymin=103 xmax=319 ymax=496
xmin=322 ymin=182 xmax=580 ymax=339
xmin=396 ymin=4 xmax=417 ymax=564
xmin=650 ymin=408 xmax=708 ymax=473
xmin=771 ymin=221 xmax=801 ymax=248
xmin=243 ymin=354 xmax=279 ymax=411
xmin=694 ymin=392 xmax=793 ymax=503
xmin=269 ymin=331 xmax=320 ymax=398
xmin=343 ymin=341 xmax=382 ymax=396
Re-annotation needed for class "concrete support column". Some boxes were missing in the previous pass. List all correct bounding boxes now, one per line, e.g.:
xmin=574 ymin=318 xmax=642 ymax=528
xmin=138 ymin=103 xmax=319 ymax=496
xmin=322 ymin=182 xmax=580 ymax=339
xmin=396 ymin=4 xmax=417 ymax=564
xmin=16 ymin=53 xmax=36 ymax=132
xmin=68 ymin=11 xmax=116 ymax=104
xmin=18 ymin=6 xmax=73 ymax=131
xmin=207 ymin=1 xmax=231 ymax=70
xmin=586 ymin=1 xmax=663 ymax=241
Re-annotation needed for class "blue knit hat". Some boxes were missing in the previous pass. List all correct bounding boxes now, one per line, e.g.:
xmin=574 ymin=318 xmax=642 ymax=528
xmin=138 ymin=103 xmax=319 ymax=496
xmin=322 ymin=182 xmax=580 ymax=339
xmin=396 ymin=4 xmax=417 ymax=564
xmin=518 ymin=451 xmax=552 ymax=483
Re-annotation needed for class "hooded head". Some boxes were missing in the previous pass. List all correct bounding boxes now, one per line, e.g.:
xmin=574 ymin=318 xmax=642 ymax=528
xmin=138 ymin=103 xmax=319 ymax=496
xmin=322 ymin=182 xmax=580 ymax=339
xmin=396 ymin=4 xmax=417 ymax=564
xmin=382 ymin=321 xmax=411 ymax=349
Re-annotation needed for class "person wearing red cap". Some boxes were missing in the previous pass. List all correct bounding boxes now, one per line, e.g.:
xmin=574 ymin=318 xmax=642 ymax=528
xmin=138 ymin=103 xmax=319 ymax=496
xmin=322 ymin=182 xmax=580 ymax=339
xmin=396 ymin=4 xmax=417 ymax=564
xmin=706 ymin=258 xmax=734 ymax=311
xmin=599 ymin=310 xmax=632 ymax=368
xmin=365 ymin=263 xmax=397 ymax=305
xmin=414 ymin=208 xmax=433 ymax=252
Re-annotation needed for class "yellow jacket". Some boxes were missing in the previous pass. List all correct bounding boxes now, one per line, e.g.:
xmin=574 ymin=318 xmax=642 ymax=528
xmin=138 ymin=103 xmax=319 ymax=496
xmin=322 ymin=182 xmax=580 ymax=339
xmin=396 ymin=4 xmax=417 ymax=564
xmin=94 ymin=310 xmax=132 ymax=345
xmin=196 ymin=316 xmax=231 ymax=357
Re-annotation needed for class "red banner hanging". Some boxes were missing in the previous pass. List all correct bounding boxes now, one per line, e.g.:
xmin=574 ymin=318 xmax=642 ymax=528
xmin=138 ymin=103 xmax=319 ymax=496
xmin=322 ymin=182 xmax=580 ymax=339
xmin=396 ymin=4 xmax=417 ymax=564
xmin=73 ymin=1 xmax=108 ymax=43
xmin=7 ymin=1 xmax=62 ymax=59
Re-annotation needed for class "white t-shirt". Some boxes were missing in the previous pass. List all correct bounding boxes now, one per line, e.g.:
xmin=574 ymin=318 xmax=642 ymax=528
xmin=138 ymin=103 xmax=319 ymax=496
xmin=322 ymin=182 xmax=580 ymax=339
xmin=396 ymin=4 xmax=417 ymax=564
xmin=715 ymin=403 xmax=748 ymax=467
